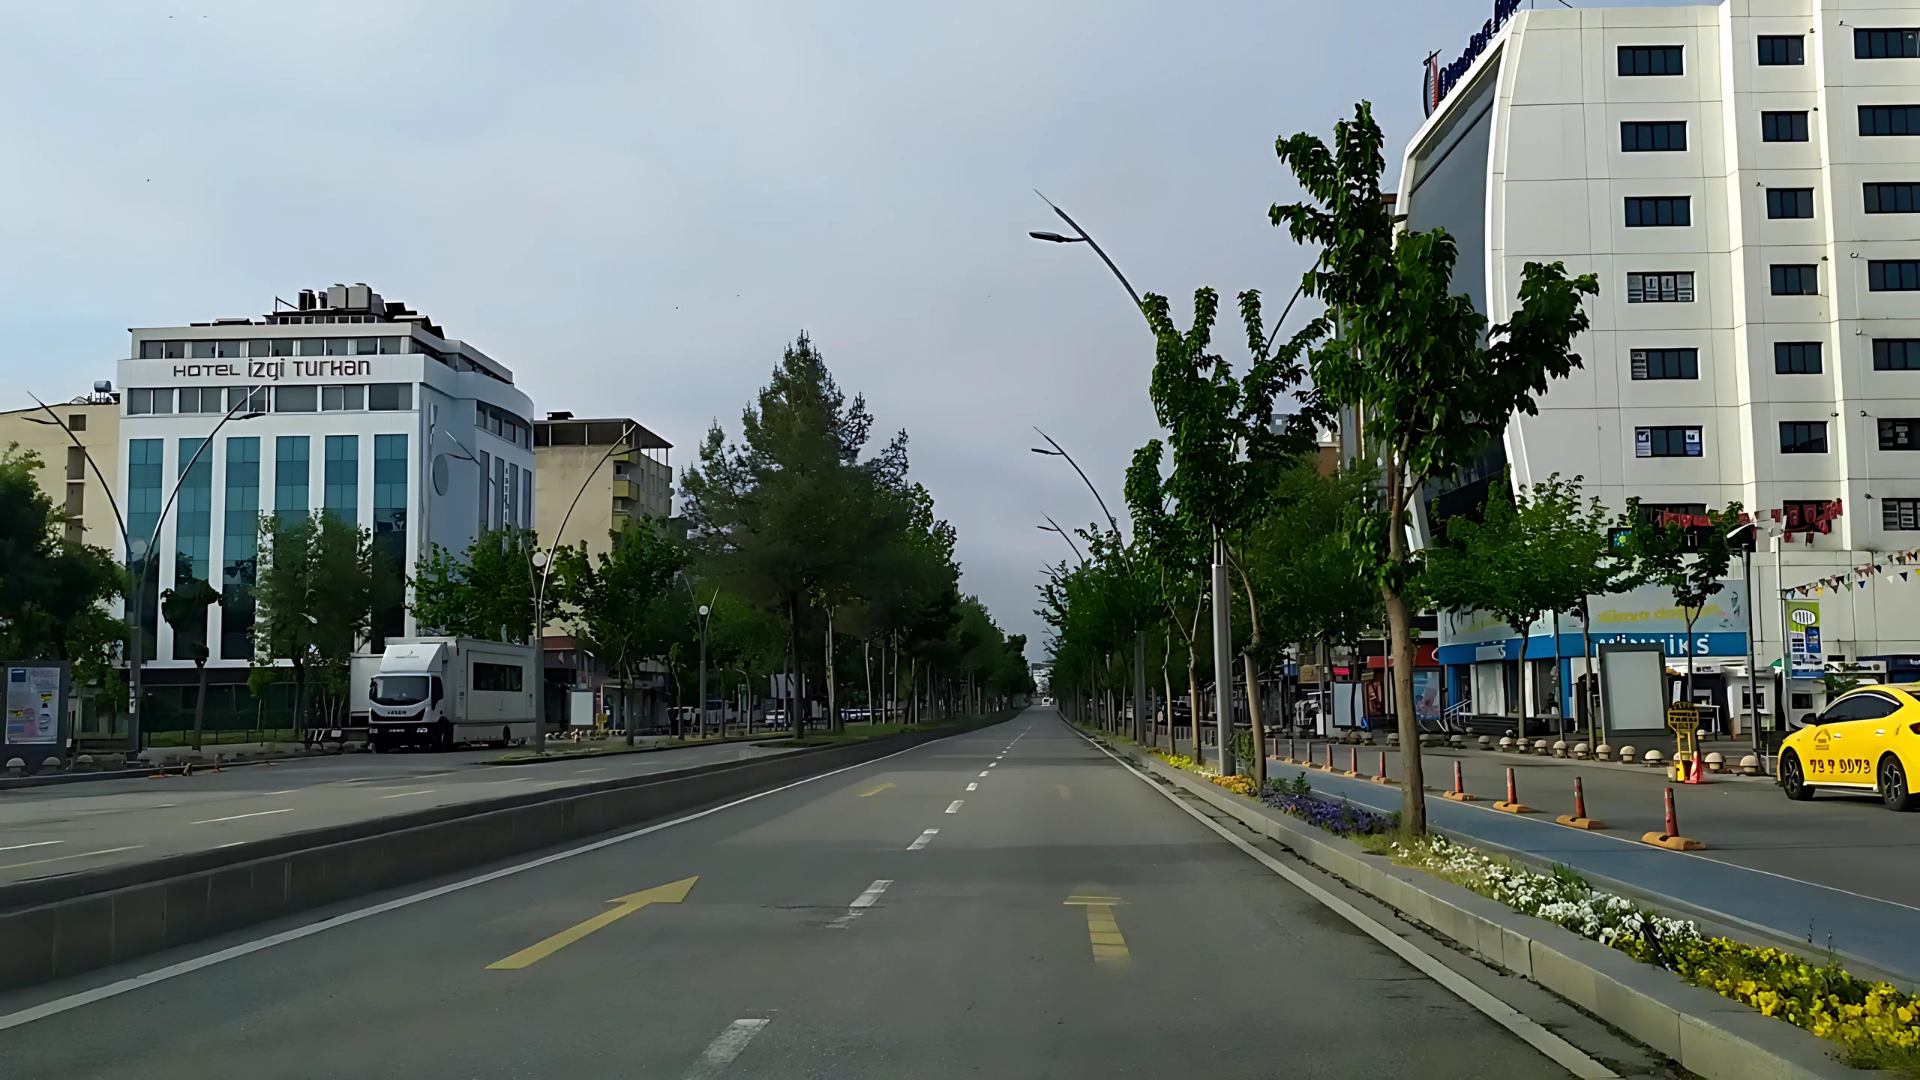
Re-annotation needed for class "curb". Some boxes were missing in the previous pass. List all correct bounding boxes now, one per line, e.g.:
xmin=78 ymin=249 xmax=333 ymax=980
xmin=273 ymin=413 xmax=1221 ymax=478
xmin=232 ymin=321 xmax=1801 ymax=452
xmin=1113 ymin=744 xmax=1880 ymax=1080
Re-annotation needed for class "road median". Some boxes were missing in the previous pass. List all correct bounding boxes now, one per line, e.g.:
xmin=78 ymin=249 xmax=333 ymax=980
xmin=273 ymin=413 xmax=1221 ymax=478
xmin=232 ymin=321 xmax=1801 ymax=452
xmin=0 ymin=712 xmax=1016 ymax=995
xmin=1098 ymin=737 xmax=1886 ymax=1080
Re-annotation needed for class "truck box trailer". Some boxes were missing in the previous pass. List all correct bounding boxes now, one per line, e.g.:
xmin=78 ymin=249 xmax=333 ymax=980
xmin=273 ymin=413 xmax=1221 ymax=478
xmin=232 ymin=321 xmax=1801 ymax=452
xmin=365 ymin=637 xmax=537 ymax=751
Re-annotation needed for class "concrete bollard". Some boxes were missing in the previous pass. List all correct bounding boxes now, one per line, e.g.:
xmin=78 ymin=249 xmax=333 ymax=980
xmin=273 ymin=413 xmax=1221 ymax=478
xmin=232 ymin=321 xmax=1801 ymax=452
xmin=1738 ymin=754 xmax=1761 ymax=776
xmin=1572 ymin=742 xmax=1590 ymax=759
xmin=1551 ymin=740 xmax=1569 ymax=758
xmin=1386 ymin=732 xmax=1400 ymax=747
xmin=1497 ymin=736 xmax=1514 ymax=751
xmin=1594 ymin=743 xmax=1612 ymax=761
xmin=75 ymin=754 xmax=95 ymax=770
xmin=1643 ymin=748 xmax=1665 ymax=768
xmin=38 ymin=756 xmax=62 ymax=774
xmin=1477 ymin=735 xmax=1493 ymax=750
xmin=1704 ymin=752 xmax=1725 ymax=774
xmin=1448 ymin=733 xmax=1465 ymax=748
xmin=1618 ymin=745 xmax=1636 ymax=763
xmin=1533 ymin=739 xmax=1550 ymax=755
xmin=5 ymin=757 xmax=24 ymax=776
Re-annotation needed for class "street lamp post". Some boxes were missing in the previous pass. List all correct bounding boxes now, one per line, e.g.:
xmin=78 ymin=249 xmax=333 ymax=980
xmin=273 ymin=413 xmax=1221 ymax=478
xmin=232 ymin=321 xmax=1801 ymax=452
xmin=697 ymin=603 xmax=711 ymax=739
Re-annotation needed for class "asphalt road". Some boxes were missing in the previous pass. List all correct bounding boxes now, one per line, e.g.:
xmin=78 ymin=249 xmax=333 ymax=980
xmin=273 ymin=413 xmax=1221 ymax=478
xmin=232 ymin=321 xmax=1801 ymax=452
xmin=0 ymin=709 xmax=1607 ymax=1079
xmin=0 ymin=739 xmax=799 ymax=888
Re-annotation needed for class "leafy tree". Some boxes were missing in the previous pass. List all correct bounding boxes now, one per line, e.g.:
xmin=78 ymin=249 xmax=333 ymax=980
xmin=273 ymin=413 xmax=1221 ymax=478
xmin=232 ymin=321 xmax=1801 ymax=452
xmin=554 ymin=520 xmax=685 ymax=744
xmin=161 ymin=577 xmax=221 ymax=750
xmin=252 ymin=511 xmax=374 ymax=733
xmin=410 ymin=529 xmax=540 ymax=643
xmin=1621 ymin=499 xmax=1741 ymax=706
xmin=1271 ymin=101 xmax=1597 ymax=833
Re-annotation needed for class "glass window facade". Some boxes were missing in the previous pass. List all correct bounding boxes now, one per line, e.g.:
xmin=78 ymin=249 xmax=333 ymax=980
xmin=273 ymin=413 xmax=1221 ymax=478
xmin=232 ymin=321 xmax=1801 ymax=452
xmin=173 ymin=437 xmax=214 ymax=660
xmin=373 ymin=434 xmax=408 ymax=642
xmin=275 ymin=436 xmax=309 ymax=523
xmin=128 ymin=438 xmax=163 ymax=660
xmin=325 ymin=435 xmax=359 ymax=527
xmin=222 ymin=437 xmax=260 ymax=660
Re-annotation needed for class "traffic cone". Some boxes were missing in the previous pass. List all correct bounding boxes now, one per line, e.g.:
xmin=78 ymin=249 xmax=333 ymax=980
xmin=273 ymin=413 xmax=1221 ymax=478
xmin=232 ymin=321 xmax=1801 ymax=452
xmin=1556 ymin=776 xmax=1607 ymax=829
xmin=1493 ymin=767 xmax=1535 ymax=813
xmin=1325 ymin=742 xmax=1335 ymax=771
xmin=1641 ymin=787 xmax=1706 ymax=850
xmin=1346 ymin=746 xmax=1362 ymax=777
xmin=1686 ymin=752 xmax=1707 ymax=785
xmin=1443 ymin=759 xmax=1476 ymax=801
xmin=1372 ymin=751 xmax=1393 ymax=784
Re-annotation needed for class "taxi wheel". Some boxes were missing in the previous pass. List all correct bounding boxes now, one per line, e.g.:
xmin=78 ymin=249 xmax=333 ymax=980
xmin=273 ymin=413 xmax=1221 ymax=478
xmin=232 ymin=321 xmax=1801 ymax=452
xmin=1781 ymin=751 xmax=1815 ymax=801
xmin=1878 ymin=755 xmax=1916 ymax=812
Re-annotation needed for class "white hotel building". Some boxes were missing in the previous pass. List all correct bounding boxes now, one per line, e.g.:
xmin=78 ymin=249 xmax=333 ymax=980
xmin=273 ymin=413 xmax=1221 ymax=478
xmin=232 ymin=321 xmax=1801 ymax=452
xmin=116 ymin=285 xmax=535 ymax=720
xmin=1404 ymin=0 xmax=1920 ymax=728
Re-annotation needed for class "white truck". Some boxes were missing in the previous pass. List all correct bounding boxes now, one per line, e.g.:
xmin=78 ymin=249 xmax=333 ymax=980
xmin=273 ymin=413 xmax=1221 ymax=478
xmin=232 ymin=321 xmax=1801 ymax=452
xmin=359 ymin=637 xmax=538 ymax=752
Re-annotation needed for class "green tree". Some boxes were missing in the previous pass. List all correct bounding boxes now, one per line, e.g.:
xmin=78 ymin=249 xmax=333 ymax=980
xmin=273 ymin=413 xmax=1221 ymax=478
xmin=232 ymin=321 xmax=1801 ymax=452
xmin=252 ymin=511 xmax=374 ymax=733
xmin=1271 ymin=101 xmax=1598 ymax=833
xmin=555 ymin=520 xmax=686 ymax=744
xmin=1621 ymin=500 xmax=1742 ymax=706
xmin=410 ymin=528 xmax=539 ymax=643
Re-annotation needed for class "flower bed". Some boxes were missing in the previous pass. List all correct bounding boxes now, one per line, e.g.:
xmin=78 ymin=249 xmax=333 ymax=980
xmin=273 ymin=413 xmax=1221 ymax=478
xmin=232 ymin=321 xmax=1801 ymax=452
xmin=1257 ymin=772 xmax=1391 ymax=836
xmin=1391 ymin=836 xmax=1920 ymax=1072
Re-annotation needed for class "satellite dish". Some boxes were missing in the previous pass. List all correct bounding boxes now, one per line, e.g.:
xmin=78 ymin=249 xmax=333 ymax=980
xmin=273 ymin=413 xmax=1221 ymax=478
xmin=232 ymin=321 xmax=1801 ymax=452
xmin=431 ymin=454 xmax=450 ymax=496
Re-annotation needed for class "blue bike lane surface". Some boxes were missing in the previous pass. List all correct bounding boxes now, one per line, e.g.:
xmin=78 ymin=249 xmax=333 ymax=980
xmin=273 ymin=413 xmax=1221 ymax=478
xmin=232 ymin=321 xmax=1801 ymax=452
xmin=1276 ymin=760 xmax=1920 ymax=985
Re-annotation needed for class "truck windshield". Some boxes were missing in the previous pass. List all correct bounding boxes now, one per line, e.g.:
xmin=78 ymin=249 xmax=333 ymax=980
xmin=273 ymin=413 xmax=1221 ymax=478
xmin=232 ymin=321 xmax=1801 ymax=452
xmin=371 ymin=675 xmax=431 ymax=706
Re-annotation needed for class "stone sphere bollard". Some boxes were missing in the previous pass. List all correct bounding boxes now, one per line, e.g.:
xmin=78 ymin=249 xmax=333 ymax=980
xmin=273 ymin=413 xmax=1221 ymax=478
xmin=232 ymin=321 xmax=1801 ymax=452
xmin=38 ymin=756 xmax=62 ymax=773
xmin=1643 ymin=748 xmax=1665 ymax=767
xmin=1705 ymin=752 xmax=1726 ymax=774
xmin=1386 ymin=732 xmax=1400 ymax=746
xmin=1448 ymin=733 xmax=1465 ymax=748
xmin=1532 ymin=738 xmax=1550 ymax=755
xmin=1738 ymin=754 xmax=1761 ymax=776
xmin=1497 ymin=736 xmax=1513 ymax=751
xmin=1595 ymin=743 xmax=1613 ymax=761
xmin=5 ymin=757 xmax=24 ymax=776
xmin=1477 ymin=735 xmax=1493 ymax=750
xmin=1618 ymin=745 xmax=1636 ymax=763
xmin=1552 ymin=740 xmax=1569 ymax=758
xmin=75 ymin=754 xmax=94 ymax=769
xmin=1572 ymin=742 xmax=1590 ymax=759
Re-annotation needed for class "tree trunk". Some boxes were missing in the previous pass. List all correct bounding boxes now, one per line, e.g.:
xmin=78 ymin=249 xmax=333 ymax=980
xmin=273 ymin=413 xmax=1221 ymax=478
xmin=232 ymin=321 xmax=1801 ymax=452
xmin=1240 ymin=650 xmax=1266 ymax=786
xmin=1580 ymin=603 xmax=1598 ymax=745
xmin=1162 ymin=632 xmax=1176 ymax=752
xmin=191 ymin=658 xmax=208 ymax=752
xmin=863 ymin=636 xmax=873 ymax=728
xmin=622 ymin=671 xmax=634 ymax=746
xmin=1383 ymin=460 xmax=1427 ymax=836
xmin=824 ymin=606 xmax=840 ymax=734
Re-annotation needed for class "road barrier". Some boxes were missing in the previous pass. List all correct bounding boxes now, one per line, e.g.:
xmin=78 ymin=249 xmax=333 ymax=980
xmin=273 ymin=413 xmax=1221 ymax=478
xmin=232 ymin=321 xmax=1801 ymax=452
xmin=1443 ymin=760 xmax=1476 ymax=801
xmin=1641 ymin=787 xmax=1706 ymax=851
xmin=1555 ymin=776 xmax=1607 ymax=830
xmin=1492 ymin=766 xmax=1534 ymax=813
xmin=1371 ymin=751 xmax=1392 ymax=785
xmin=1345 ymin=746 xmax=1362 ymax=777
xmin=0 ymin=716 xmax=1014 ymax=995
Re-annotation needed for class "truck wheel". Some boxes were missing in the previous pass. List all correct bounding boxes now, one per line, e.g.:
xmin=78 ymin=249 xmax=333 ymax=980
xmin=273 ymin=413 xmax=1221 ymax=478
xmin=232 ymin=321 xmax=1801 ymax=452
xmin=440 ymin=727 xmax=455 ymax=752
xmin=1781 ymin=751 xmax=1815 ymax=801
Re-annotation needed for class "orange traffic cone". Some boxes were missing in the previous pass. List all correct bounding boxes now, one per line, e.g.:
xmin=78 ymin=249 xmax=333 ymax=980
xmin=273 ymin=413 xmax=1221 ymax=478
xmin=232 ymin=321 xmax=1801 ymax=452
xmin=1443 ymin=759 xmax=1476 ymax=801
xmin=1685 ymin=752 xmax=1707 ymax=785
xmin=1372 ymin=751 xmax=1393 ymax=785
xmin=1641 ymin=787 xmax=1706 ymax=850
xmin=1556 ymin=777 xmax=1607 ymax=829
xmin=1493 ymin=767 xmax=1534 ymax=813
xmin=1346 ymin=746 xmax=1362 ymax=777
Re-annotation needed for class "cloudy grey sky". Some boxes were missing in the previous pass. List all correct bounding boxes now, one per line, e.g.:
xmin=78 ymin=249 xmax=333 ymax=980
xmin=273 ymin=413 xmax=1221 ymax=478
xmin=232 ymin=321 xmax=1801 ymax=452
xmin=0 ymin=0 xmax=1684 ymax=651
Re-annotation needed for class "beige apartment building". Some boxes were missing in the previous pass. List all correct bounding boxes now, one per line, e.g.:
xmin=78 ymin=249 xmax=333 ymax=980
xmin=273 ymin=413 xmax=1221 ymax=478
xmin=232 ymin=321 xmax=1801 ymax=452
xmin=0 ymin=387 xmax=122 ymax=552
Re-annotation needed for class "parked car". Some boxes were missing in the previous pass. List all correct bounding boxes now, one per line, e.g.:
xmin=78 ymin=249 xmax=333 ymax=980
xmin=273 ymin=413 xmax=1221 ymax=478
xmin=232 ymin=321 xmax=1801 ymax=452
xmin=1778 ymin=684 xmax=1919 ymax=810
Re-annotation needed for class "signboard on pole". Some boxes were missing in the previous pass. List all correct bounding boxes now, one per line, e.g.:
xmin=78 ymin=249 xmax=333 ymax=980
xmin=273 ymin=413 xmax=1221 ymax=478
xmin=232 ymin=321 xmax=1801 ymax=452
xmin=4 ymin=666 xmax=60 ymax=744
xmin=1785 ymin=600 xmax=1822 ymax=676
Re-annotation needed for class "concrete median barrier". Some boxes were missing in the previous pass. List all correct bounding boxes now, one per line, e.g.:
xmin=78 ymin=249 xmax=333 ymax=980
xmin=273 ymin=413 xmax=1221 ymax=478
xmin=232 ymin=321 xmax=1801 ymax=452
xmin=0 ymin=716 xmax=1010 ymax=995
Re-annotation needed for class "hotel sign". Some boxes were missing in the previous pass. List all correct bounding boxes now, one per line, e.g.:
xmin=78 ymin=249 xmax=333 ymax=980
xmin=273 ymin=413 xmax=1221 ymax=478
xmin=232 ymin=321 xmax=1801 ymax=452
xmin=165 ymin=359 xmax=375 ymax=381
xmin=1425 ymin=0 xmax=1522 ymax=117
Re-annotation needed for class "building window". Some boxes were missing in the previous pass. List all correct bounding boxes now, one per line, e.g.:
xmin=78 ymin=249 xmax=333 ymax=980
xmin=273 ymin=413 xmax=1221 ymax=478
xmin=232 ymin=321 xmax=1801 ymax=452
xmin=1869 ymin=260 xmax=1920 ymax=291
xmin=321 ymin=384 xmax=366 ymax=411
xmin=1856 ymin=28 xmax=1920 ymax=58
xmin=1866 ymin=183 xmax=1920 ymax=213
xmin=275 ymin=436 xmax=309 ymax=523
xmin=274 ymin=385 xmax=319 ymax=413
xmin=1880 ymin=417 xmax=1920 ymax=450
xmin=190 ymin=341 xmax=217 ymax=360
xmin=1759 ymin=35 xmax=1805 ymax=65
xmin=368 ymin=383 xmax=412 ymax=411
xmin=1780 ymin=421 xmax=1829 ymax=454
xmin=126 ymin=388 xmax=173 ymax=416
xmin=1626 ymin=271 xmax=1694 ymax=303
xmin=1621 ymin=121 xmax=1687 ymax=152
xmin=1635 ymin=426 xmax=1702 ymax=457
xmin=139 ymin=340 xmax=185 ymax=360
xmin=324 ymin=435 xmax=359 ymax=527
xmin=1630 ymin=348 xmax=1698 ymax=380
xmin=478 ymin=449 xmax=491 ymax=533
xmin=1775 ymin=342 xmax=1823 ymax=374
xmin=1762 ymin=111 xmax=1811 ymax=142
xmin=1876 ymin=339 xmax=1920 ymax=370
xmin=222 ymin=437 xmax=260 ymax=660
xmin=226 ymin=386 xmax=269 ymax=413
xmin=373 ymin=434 xmax=408 ymax=644
xmin=324 ymin=338 xmax=351 ymax=356
xmin=176 ymin=387 xmax=222 ymax=414
xmin=1771 ymin=264 xmax=1818 ymax=295
xmin=173 ymin=437 xmax=214 ymax=660
xmin=1860 ymin=105 xmax=1920 ymax=135
xmin=298 ymin=339 xmax=325 ymax=356
xmin=128 ymin=438 xmax=163 ymax=661
xmin=1767 ymin=188 xmax=1814 ymax=218
xmin=1618 ymin=46 xmax=1683 ymax=75
xmin=1624 ymin=196 xmax=1691 ymax=226
xmin=1885 ymin=498 xmax=1920 ymax=531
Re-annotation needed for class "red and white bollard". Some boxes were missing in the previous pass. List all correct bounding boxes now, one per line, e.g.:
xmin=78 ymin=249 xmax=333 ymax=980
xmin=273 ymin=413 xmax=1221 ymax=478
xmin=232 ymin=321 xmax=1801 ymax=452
xmin=1494 ymin=766 xmax=1534 ymax=813
xmin=1641 ymin=786 xmax=1705 ymax=850
xmin=1556 ymin=776 xmax=1607 ymax=829
xmin=1444 ymin=759 xmax=1475 ymax=801
xmin=1347 ymin=746 xmax=1361 ymax=777
xmin=1372 ymin=751 xmax=1392 ymax=785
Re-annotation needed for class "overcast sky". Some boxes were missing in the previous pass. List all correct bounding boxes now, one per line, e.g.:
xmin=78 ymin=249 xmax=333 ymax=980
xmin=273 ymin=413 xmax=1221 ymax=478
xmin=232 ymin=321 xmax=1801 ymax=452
xmin=0 ymin=0 xmax=1686 ymax=654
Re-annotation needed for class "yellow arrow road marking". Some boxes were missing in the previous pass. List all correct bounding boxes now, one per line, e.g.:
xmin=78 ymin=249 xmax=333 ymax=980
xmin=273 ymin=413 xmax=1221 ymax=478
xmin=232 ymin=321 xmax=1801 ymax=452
xmin=1064 ymin=891 xmax=1130 ymax=968
xmin=488 ymin=876 xmax=697 ymax=969
xmin=859 ymin=782 xmax=896 ymax=797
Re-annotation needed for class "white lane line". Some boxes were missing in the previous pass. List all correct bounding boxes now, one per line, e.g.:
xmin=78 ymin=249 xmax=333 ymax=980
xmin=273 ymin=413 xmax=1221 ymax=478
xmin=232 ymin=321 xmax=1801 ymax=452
xmin=0 ymin=846 xmax=141 ymax=872
xmin=1074 ymin=728 xmax=1618 ymax=1080
xmin=945 ymin=800 xmax=963 ymax=814
xmin=987 ymin=763 xmax=996 ymax=768
xmin=907 ymin=829 xmax=939 ymax=850
xmin=376 ymin=789 xmax=436 ymax=800
xmin=682 ymin=1018 xmax=772 ymax=1079
xmin=0 ymin=736 xmax=945 ymax=1032
xmin=979 ymin=771 xmax=988 ymax=777
xmin=827 ymin=879 xmax=894 ymax=929
xmin=190 ymin=808 xmax=292 ymax=825
xmin=259 ymin=790 xmax=297 ymax=796
xmin=966 ymin=782 xmax=977 ymax=791
xmin=0 ymin=841 xmax=61 ymax=853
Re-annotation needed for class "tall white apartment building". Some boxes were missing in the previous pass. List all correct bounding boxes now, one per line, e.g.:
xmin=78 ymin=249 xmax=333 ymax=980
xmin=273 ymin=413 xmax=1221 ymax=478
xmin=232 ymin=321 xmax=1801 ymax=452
xmin=1405 ymin=0 xmax=1920 ymax=727
xmin=116 ymin=285 xmax=535 ymax=724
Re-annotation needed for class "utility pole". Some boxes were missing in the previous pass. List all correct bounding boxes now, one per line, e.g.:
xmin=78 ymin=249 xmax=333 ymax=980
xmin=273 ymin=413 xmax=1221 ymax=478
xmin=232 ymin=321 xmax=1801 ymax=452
xmin=697 ymin=602 xmax=711 ymax=739
xmin=1212 ymin=533 xmax=1235 ymax=775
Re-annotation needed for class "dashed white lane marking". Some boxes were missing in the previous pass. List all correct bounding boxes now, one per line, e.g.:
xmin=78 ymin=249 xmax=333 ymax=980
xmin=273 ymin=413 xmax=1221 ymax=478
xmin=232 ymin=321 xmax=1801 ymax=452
xmin=987 ymin=763 xmax=997 ymax=768
xmin=828 ymin=879 xmax=894 ymax=929
xmin=0 ymin=841 xmax=61 ymax=853
xmin=190 ymin=808 xmax=292 ymax=825
xmin=908 ymin=829 xmax=939 ymax=850
xmin=682 ymin=1017 xmax=773 ymax=1079
xmin=258 ymin=790 xmax=297 ymax=796
xmin=945 ymin=800 xmax=963 ymax=814
xmin=966 ymin=782 xmax=977 ymax=791
xmin=376 ymin=789 xmax=437 ymax=799
xmin=979 ymin=771 xmax=989 ymax=777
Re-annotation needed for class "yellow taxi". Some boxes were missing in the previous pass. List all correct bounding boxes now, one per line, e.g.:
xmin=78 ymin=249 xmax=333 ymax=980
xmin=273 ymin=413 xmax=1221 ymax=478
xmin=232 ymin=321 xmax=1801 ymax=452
xmin=1779 ymin=684 xmax=1920 ymax=811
